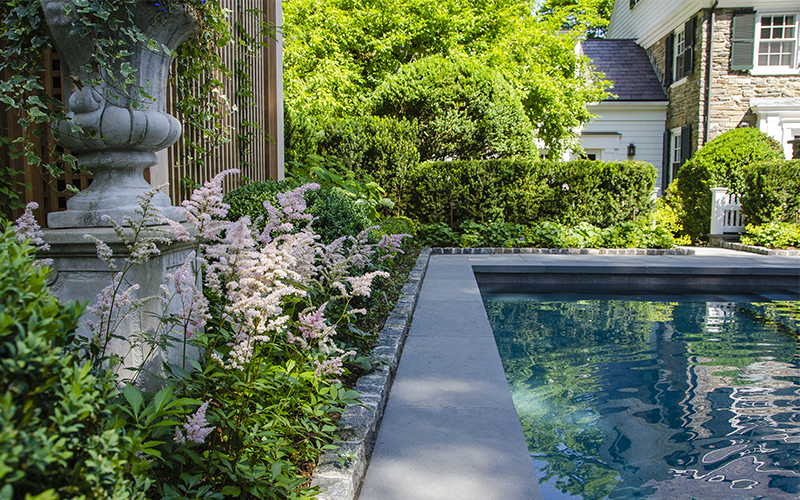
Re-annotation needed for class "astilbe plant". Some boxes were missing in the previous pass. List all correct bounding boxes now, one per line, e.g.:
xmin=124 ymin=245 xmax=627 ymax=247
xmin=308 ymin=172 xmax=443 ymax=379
xmin=14 ymin=172 xmax=409 ymax=499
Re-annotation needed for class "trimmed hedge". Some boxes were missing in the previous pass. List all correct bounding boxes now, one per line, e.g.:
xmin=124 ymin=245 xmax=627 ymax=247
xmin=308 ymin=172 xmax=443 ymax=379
xmin=402 ymin=159 xmax=657 ymax=228
xmin=741 ymin=159 xmax=800 ymax=226
xmin=675 ymin=128 xmax=784 ymax=242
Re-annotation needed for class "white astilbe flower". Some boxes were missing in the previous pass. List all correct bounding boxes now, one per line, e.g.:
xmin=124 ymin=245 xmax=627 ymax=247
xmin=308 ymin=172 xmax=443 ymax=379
xmin=347 ymin=271 xmax=390 ymax=297
xmin=174 ymin=401 xmax=214 ymax=444
xmin=13 ymin=202 xmax=49 ymax=251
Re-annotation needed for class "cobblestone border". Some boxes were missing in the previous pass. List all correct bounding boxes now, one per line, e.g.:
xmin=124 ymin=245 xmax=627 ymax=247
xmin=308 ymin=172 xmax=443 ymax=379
xmin=717 ymin=241 xmax=800 ymax=257
xmin=310 ymin=248 xmax=432 ymax=500
xmin=430 ymin=246 xmax=696 ymax=255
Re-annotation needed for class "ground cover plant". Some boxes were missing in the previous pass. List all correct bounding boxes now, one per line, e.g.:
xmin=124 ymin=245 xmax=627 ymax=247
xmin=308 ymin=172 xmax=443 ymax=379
xmin=4 ymin=172 xmax=412 ymax=499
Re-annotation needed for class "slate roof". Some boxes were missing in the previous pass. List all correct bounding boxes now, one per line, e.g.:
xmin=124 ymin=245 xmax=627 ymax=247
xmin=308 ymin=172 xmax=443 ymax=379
xmin=582 ymin=39 xmax=668 ymax=102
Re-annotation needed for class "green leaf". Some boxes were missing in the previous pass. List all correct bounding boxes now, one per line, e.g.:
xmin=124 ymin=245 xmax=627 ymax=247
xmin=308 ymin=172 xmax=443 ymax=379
xmin=122 ymin=384 xmax=144 ymax=419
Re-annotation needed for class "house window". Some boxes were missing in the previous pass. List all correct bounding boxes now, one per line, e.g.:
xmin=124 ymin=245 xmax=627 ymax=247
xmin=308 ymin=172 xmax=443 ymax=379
xmin=665 ymin=18 xmax=695 ymax=85
xmin=731 ymin=10 xmax=799 ymax=73
xmin=757 ymin=14 xmax=797 ymax=68
xmin=662 ymin=124 xmax=692 ymax=190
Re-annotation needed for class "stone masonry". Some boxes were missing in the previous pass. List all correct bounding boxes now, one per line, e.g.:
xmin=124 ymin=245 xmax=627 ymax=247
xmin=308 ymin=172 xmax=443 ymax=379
xmin=645 ymin=8 xmax=800 ymax=155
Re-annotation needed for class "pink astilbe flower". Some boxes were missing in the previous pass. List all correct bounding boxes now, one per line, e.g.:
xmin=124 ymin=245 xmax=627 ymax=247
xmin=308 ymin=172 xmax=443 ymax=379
xmin=314 ymin=350 xmax=357 ymax=383
xmin=85 ymin=273 xmax=140 ymax=354
xmin=13 ymin=202 xmax=49 ymax=251
xmin=179 ymin=169 xmax=239 ymax=241
xmin=259 ymin=183 xmax=320 ymax=242
xmin=377 ymin=233 xmax=411 ymax=260
xmin=174 ymin=401 xmax=214 ymax=444
xmin=165 ymin=251 xmax=209 ymax=337
xmin=223 ymin=333 xmax=271 ymax=371
xmin=13 ymin=202 xmax=53 ymax=267
xmin=83 ymin=234 xmax=115 ymax=269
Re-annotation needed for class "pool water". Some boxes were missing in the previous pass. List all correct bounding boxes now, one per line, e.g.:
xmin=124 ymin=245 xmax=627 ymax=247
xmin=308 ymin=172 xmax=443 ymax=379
xmin=482 ymin=294 xmax=800 ymax=500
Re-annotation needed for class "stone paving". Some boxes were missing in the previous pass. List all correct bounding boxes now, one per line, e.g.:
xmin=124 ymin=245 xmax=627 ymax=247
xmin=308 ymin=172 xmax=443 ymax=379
xmin=311 ymin=246 xmax=800 ymax=500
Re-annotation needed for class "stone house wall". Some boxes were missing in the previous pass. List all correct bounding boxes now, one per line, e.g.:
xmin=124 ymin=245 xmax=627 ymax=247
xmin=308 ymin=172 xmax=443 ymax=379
xmin=645 ymin=8 xmax=800 ymax=155
xmin=707 ymin=9 xmax=800 ymax=141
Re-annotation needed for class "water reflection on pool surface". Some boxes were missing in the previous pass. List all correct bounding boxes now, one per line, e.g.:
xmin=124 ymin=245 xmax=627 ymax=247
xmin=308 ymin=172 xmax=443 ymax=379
xmin=482 ymin=295 xmax=800 ymax=500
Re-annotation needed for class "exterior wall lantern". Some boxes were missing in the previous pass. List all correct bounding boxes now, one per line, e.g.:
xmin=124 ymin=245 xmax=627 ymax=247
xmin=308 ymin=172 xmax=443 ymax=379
xmin=627 ymin=143 xmax=636 ymax=157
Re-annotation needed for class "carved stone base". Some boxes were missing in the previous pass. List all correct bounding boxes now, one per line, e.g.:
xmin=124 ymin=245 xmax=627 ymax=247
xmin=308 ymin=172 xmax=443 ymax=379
xmin=47 ymin=151 xmax=186 ymax=228
xmin=42 ymin=224 xmax=199 ymax=390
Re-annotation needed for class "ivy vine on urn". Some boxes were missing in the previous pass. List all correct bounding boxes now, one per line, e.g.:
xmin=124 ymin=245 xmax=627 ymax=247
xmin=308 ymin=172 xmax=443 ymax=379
xmin=40 ymin=0 xmax=199 ymax=228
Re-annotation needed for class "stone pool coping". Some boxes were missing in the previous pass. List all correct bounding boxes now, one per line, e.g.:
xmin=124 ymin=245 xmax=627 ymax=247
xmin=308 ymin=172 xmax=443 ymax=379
xmin=311 ymin=246 xmax=800 ymax=500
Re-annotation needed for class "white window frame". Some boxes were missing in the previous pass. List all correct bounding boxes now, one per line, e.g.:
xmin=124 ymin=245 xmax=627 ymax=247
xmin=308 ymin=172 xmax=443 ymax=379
xmin=752 ymin=12 xmax=800 ymax=76
xmin=670 ymin=25 xmax=692 ymax=86
xmin=670 ymin=128 xmax=682 ymax=170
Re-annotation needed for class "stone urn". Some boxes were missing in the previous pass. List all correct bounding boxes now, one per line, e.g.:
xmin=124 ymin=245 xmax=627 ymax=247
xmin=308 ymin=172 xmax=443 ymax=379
xmin=41 ymin=0 xmax=199 ymax=228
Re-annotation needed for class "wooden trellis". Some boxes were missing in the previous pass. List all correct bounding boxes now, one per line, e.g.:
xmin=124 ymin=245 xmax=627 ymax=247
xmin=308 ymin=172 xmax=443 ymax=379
xmin=2 ymin=0 xmax=283 ymax=226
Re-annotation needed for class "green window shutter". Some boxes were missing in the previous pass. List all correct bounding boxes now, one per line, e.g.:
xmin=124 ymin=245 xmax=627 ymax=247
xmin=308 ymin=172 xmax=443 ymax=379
xmin=731 ymin=10 xmax=756 ymax=71
xmin=683 ymin=17 xmax=696 ymax=76
xmin=665 ymin=34 xmax=674 ymax=85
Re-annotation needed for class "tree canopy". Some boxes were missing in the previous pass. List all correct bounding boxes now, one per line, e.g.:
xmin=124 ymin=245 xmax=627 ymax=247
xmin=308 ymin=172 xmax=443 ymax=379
xmin=283 ymin=0 xmax=609 ymax=158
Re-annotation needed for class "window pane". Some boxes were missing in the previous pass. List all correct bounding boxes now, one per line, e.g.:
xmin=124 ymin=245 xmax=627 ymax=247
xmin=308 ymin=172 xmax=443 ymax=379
xmin=762 ymin=27 xmax=771 ymax=38
xmin=758 ymin=54 xmax=769 ymax=65
xmin=774 ymin=16 xmax=784 ymax=26
xmin=773 ymin=27 xmax=783 ymax=38
xmin=787 ymin=15 xmax=796 ymax=24
xmin=787 ymin=27 xmax=796 ymax=38
xmin=770 ymin=54 xmax=780 ymax=65
xmin=763 ymin=16 xmax=773 ymax=26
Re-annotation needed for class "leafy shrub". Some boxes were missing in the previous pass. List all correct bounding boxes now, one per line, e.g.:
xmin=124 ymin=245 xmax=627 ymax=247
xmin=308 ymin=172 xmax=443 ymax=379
xmin=740 ymin=222 xmax=800 ymax=249
xmin=675 ymin=128 xmax=784 ymax=242
xmin=286 ymin=112 xmax=420 ymax=213
xmin=224 ymin=177 xmax=372 ymax=244
xmin=741 ymin=159 xmax=800 ymax=226
xmin=416 ymin=219 xmax=675 ymax=249
xmin=652 ymin=184 xmax=692 ymax=246
xmin=416 ymin=222 xmax=460 ymax=247
xmin=306 ymin=186 xmax=373 ymax=244
xmin=224 ymin=177 xmax=299 ymax=224
xmin=379 ymin=216 xmax=416 ymax=237
xmin=370 ymin=54 xmax=537 ymax=162
xmin=404 ymin=159 xmax=657 ymax=228
xmin=0 ymin=226 xmax=149 ymax=500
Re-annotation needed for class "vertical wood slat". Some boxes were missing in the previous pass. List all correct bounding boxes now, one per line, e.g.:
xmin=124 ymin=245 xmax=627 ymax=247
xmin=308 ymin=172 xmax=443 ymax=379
xmin=4 ymin=0 xmax=281 ymax=226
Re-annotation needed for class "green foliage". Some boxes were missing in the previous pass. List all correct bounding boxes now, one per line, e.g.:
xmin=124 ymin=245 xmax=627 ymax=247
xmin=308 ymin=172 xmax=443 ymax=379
xmin=740 ymin=222 xmax=800 ymax=249
xmin=537 ymin=0 xmax=614 ymax=38
xmin=416 ymin=222 xmax=459 ymax=247
xmin=378 ymin=216 xmax=416 ymax=237
xmin=416 ymin=219 xmax=675 ymax=249
xmin=288 ymin=155 xmax=395 ymax=221
xmin=652 ymin=183 xmax=692 ymax=246
xmin=404 ymin=159 xmax=657 ymax=228
xmin=741 ymin=159 xmax=800 ymax=226
xmin=675 ymin=128 xmax=784 ymax=242
xmin=370 ymin=55 xmax=537 ymax=162
xmin=286 ymin=112 xmax=420 ymax=215
xmin=306 ymin=186 xmax=373 ymax=244
xmin=282 ymin=0 xmax=608 ymax=158
xmin=223 ymin=178 xmax=373 ymax=244
xmin=0 ymin=225 xmax=150 ymax=499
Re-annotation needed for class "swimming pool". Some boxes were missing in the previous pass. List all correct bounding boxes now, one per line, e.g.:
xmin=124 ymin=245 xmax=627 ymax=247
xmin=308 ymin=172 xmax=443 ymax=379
xmin=482 ymin=293 xmax=800 ymax=500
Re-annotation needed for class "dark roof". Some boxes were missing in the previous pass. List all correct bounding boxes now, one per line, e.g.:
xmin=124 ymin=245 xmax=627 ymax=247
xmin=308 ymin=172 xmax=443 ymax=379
xmin=581 ymin=39 xmax=667 ymax=102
